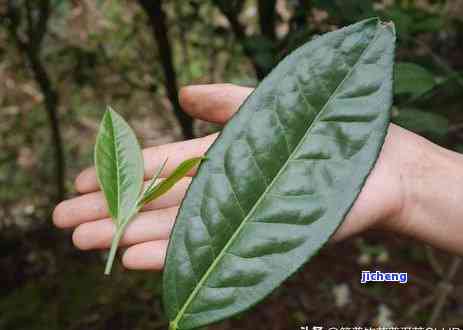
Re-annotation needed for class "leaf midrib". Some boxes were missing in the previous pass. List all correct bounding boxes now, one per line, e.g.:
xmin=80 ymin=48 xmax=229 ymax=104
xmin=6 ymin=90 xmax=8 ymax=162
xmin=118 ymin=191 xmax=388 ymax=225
xmin=171 ymin=23 xmax=382 ymax=329
xmin=108 ymin=112 xmax=121 ymax=225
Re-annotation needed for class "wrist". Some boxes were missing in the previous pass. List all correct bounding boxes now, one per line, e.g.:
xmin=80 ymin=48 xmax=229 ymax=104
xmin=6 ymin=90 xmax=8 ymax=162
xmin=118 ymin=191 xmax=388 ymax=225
xmin=380 ymin=124 xmax=438 ymax=233
xmin=334 ymin=124 xmax=409 ymax=241
xmin=374 ymin=124 xmax=436 ymax=234
xmin=385 ymin=124 xmax=463 ymax=254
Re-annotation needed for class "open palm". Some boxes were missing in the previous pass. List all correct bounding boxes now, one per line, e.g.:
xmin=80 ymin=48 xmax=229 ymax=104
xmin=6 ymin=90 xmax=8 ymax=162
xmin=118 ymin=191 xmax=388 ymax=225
xmin=53 ymin=84 xmax=420 ymax=271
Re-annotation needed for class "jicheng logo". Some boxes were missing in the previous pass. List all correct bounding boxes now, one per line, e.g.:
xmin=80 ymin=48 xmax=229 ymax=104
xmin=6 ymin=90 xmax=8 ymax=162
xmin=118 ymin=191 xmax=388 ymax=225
xmin=360 ymin=270 xmax=408 ymax=284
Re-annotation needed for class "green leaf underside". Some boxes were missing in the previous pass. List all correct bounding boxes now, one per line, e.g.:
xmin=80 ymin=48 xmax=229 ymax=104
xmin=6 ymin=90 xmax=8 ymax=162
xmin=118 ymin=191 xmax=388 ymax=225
xmin=94 ymin=108 xmax=144 ymax=224
xmin=164 ymin=18 xmax=395 ymax=330
xmin=141 ymin=157 xmax=204 ymax=205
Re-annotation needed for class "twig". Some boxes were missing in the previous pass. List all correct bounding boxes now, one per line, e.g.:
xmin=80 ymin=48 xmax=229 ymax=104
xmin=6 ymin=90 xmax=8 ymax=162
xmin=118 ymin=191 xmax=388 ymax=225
xmin=425 ymin=245 xmax=445 ymax=277
xmin=427 ymin=256 xmax=462 ymax=326
xmin=407 ymin=273 xmax=438 ymax=292
xmin=412 ymin=37 xmax=463 ymax=88
xmin=406 ymin=294 xmax=435 ymax=318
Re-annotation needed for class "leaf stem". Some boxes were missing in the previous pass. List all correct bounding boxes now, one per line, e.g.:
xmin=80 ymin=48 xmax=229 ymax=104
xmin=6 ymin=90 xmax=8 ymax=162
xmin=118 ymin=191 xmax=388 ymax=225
xmin=104 ymin=224 xmax=126 ymax=275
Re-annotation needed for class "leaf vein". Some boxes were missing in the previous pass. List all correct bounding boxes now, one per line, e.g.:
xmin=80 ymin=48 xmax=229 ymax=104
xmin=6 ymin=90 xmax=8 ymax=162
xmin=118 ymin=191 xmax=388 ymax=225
xmin=170 ymin=24 xmax=383 ymax=323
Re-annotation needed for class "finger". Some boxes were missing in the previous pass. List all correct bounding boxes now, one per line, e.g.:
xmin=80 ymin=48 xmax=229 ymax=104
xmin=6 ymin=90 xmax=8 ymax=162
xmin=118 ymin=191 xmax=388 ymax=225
xmin=72 ymin=207 xmax=177 ymax=250
xmin=122 ymin=240 xmax=168 ymax=271
xmin=179 ymin=84 xmax=253 ymax=124
xmin=53 ymin=177 xmax=190 ymax=228
xmin=75 ymin=133 xmax=216 ymax=194
xmin=75 ymin=83 xmax=252 ymax=194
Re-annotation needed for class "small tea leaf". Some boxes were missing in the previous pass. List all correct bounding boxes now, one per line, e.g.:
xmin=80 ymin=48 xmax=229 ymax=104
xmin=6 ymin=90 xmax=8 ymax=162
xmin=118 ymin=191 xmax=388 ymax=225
xmin=94 ymin=107 xmax=144 ymax=224
xmin=139 ymin=157 xmax=169 ymax=206
xmin=164 ymin=18 xmax=395 ymax=329
xmin=94 ymin=109 xmax=202 ymax=275
xmin=140 ymin=157 xmax=204 ymax=205
xmin=95 ymin=107 xmax=144 ymax=275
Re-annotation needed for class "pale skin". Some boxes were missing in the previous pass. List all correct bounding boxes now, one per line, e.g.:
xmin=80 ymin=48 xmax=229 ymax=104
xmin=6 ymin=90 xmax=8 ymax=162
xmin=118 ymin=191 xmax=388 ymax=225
xmin=53 ymin=84 xmax=463 ymax=271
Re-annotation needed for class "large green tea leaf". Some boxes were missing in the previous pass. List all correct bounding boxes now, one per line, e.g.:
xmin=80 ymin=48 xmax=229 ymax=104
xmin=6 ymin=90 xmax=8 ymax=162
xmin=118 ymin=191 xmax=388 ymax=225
xmin=164 ymin=18 xmax=395 ymax=329
xmin=94 ymin=107 xmax=144 ymax=224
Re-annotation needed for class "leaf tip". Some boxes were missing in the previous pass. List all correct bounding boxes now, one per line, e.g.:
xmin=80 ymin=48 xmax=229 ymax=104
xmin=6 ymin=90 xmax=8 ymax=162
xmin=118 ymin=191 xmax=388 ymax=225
xmin=105 ymin=105 xmax=123 ymax=122
xmin=381 ymin=20 xmax=396 ymax=36
xmin=106 ymin=105 xmax=116 ymax=113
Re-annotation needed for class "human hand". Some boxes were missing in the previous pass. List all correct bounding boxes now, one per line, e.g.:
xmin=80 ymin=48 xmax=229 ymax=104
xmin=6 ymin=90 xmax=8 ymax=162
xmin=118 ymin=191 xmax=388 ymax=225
xmin=52 ymin=84 xmax=463 ymax=271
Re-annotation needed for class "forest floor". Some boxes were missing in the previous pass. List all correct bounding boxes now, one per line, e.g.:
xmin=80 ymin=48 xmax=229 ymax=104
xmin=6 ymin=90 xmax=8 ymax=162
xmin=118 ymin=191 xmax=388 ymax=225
xmin=3 ymin=225 xmax=463 ymax=329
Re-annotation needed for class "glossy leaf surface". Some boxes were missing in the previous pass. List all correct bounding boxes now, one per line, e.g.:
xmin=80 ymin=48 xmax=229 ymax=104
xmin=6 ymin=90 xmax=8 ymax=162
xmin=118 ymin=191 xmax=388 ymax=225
xmin=94 ymin=107 xmax=144 ymax=224
xmin=164 ymin=18 xmax=395 ymax=330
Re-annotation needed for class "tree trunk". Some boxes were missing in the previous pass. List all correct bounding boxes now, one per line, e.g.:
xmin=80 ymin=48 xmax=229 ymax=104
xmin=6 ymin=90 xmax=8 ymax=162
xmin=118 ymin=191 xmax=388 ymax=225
xmin=6 ymin=0 xmax=66 ymax=202
xmin=137 ymin=0 xmax=194 ymax=139
xmin=27 ymin=52 xmax=65 ymax=202
xmin=257 ymin=0 xmax=277 ymax=41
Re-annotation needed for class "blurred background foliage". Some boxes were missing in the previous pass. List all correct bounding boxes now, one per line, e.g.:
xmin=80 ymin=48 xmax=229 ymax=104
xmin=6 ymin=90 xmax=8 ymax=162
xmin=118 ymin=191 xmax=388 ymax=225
xmin=1 ymin=0 xmax=463 ymax=329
